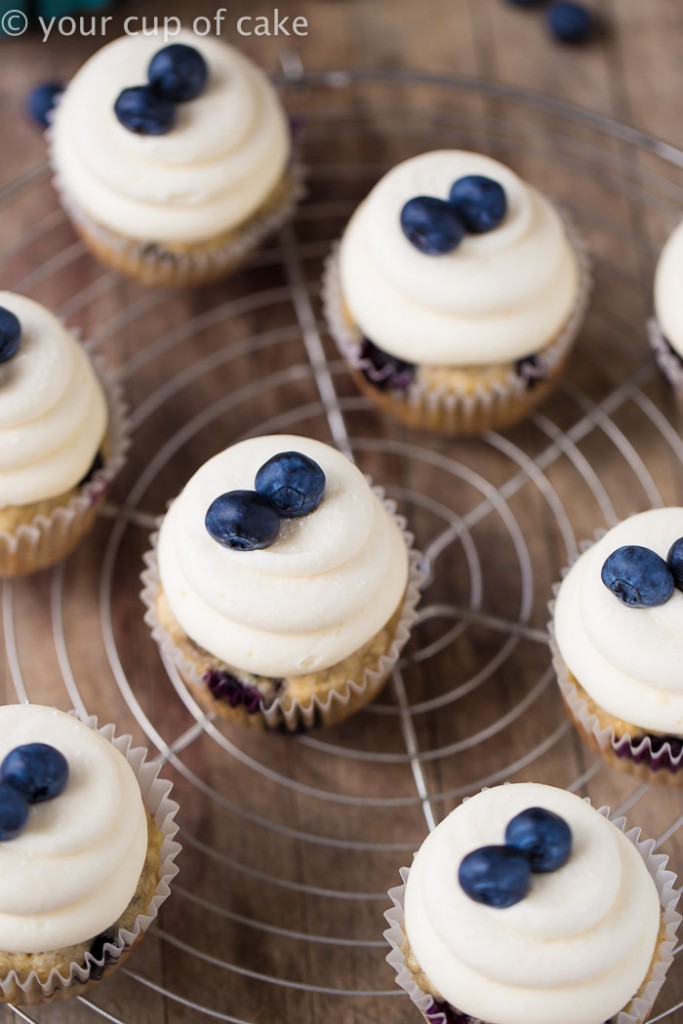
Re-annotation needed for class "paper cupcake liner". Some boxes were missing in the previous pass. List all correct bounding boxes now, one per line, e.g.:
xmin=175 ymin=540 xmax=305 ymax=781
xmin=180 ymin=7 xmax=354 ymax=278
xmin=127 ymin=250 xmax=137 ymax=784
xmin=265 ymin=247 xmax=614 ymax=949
xmin=51 ymin=160 xmax=306 ymax=288
xmin=2 ymin=711 xmax=181 ymax=1005
xmin=548 ymin=532 xmax=683 ymax=782
xmin=385 ymin=809 xmax=681 ymax=1024
xmin=322 ymin=211 xmax=592 ymax=435
xmin=0 ymin=352 xmax=130 ymax=578
xmin=140 ymin=487 xmax=423 ymax=732
xmin=647 ymin=317 xmax=683 ymax=397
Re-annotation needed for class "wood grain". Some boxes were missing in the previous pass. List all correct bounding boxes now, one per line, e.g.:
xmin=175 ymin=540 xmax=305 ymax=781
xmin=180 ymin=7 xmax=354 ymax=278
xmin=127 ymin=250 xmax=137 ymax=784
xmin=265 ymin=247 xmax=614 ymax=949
xmin=1 ymin=2 xmax=682 ymax=1023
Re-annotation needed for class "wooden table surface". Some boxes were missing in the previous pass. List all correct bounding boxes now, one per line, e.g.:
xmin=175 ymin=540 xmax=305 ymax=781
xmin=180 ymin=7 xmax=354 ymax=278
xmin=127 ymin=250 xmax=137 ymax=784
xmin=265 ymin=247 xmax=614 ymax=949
xmin=1 ymin=2 xmax=683 ymax=1023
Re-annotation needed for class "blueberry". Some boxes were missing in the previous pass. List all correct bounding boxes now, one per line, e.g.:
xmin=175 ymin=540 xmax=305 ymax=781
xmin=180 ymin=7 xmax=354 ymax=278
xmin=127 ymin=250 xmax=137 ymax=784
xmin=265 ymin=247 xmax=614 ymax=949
xmin=601 ymin=545 xmax=674 ymax=608
xmin=667 ymin=538 xmax=683 ymax=592
xmin=114 ymin=86 xmax=176 ymax=136
xmin=458 ymin=845 xmax=531 ymax=908
xmin=547 ymin=2 xmax=594 ymax=43
xmin=255 ymin=451 xmax=326 ymax=518
xmin=205 ymin=490 xmax=280 ymax=551
xmin=148 ymin=44 xmax=208 ymax=103
xmin=1 ymin=743 xmax=69 ymax=804
xmin=0 ymin=782 xmax=28 ymax=841
xmin=400 ymin=196 xmax=466 ymax=255
xmin=448 ymin=176 xmax=508 ymax=234
xmin=27 ymin=82 xmax=64 ymax=129
xmin=504 ymin=807 xmax=572 ymax=872
xmin=505 ymin=0 xmax=546 ymax=6
xmin=0 ymin=307 xmax=21 ymax=364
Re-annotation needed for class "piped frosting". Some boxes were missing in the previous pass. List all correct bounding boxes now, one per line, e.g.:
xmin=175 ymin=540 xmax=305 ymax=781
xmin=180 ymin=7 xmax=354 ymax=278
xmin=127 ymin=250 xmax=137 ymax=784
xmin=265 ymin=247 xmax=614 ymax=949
xmin=0 ymin=292 xmax=107 ymax=509
xmin=554 ymin=508 xmax=683 ymax=734
xmin=339 ymin=150 xmax=580 ymax=366
xmin=157 ymin=435 xmax=409 ymax=677
xmin=655 ymin=221 xmax=683 ymax=357
xmin=51 ymin=31 xmax=290 ymax=244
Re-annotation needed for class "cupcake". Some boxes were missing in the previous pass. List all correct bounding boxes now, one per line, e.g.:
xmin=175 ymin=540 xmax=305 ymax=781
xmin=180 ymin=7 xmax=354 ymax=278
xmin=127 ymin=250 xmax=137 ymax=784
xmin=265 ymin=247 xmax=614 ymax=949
xmin=650 ymin=221 xmax=683 ymax=394
xmin=49 ymin=31 xmax=302 ymax=287
xmin=0 ymin=703 xmax=180 ymax=1005
xmin=142 ymin=434 xmax=422 ymax=731
xmin=0 ymin=292 xmax=128 ymax=578
xmin=323 ymin=150 xmax=590 ymax=435
xmin=551 ymin=508 xmax=683 ymax=782
xmin=385 ymin=782 xmax=680 ymax=1024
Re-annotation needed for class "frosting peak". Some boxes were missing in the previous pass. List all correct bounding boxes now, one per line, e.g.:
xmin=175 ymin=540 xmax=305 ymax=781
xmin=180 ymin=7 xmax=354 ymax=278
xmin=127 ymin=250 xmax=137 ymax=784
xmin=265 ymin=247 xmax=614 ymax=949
xmin=0 ymin=292 xmax=107 ymax=509
xmin=157 ymin=435 xmax=409 ymax=677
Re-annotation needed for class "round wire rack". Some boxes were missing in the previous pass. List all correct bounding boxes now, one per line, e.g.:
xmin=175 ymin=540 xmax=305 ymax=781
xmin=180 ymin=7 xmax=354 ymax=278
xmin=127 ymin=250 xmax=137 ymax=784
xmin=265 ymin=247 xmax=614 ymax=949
xmin=2 ymin=68 xmax=683 ymax=1023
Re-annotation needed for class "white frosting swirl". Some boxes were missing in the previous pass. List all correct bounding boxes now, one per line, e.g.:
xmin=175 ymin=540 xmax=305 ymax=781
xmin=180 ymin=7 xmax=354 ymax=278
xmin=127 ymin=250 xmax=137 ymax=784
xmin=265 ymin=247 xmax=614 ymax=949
xmin=0 ymin=704 xmax=148 ymax=953
xmin=554 ymin=508 xmax=683 ymax=734
xmin=51 ymin=31 xmax=290 ymax=244
xmin=405 ymin=783 xmax=660 ymax=1024
xmin=339 ymin=151 xmax=580 ymax=366
xmin=157 ymin=435 xmax=409 ymax=677
xmin=655 ymin=221 xmax=683 ymax=356
xmin=0 ymin=293 xmax=107 ymax=509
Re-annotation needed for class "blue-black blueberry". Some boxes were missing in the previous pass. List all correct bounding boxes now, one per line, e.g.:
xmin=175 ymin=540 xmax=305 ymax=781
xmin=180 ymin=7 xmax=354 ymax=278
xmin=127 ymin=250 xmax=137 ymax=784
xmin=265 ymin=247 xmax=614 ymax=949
xmin=114 ymin=85 xmax=176 ymax=136
xmin=0 ymin=781 xmax=29 ymax=841
xmin=547 ymin=2 xmax=594 ymax=43
xmin=205 ymin=490 xmax=280 ymax=551
xmin=458 ymin=845 xmax=531 ymax=908
xmin=400 ymin=196 xmax=466 ymax=255
xmin=148 ymin=44 xmax=208 ymax=103
xmin=504 ymin=806 xmax=572 ymax=872
xmin=1 ymin=743 xmax=69 ymax=804
xmin=601 ymin=545 xmax=674 ymax=608
xmin=667 ymin=537 xmax=683 ymax=592
xmin=27 ymin=82 xmax=64 ymax=129
xmin=448 ymin=175 xmax=507 ymax=233
xmin=255 ymin=451 xmax=326 ymax=518
xmin=0 ymin=307 xmax=21 ymax=364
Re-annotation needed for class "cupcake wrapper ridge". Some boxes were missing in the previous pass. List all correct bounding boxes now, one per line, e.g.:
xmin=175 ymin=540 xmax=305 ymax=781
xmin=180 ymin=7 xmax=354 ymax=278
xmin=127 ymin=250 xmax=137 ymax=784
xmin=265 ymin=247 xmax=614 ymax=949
xmin=648 ymin=317 xmax=683 ymax=397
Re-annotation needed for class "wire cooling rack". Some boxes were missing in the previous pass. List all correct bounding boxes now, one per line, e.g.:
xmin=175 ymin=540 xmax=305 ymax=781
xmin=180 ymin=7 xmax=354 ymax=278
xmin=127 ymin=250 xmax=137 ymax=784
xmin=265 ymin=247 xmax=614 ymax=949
xmin=1 ymin=68 xmax=683 ymax=1023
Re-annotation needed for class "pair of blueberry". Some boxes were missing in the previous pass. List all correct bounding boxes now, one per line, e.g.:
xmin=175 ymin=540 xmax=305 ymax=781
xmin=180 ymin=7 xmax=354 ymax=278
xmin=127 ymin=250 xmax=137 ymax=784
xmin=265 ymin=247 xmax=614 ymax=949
xmin=0 ymin=743 xmax=69 ymax=842
xmin=0 ymin=306 xmax=22 ymax=365
xmin=601 ymin=539 xmax=683 ymax=608
xmin=400 ymin=175 xmax=507 ymax=256
xmin=205 ymin=451 xmax=326 ymax=552
xmin=115 ymin=44 xmax=208 ymax=137
xmin=458 ymin=806 xmax=572 ymax=908
xmin=507 ymin=1 xmax=595 ymax=44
